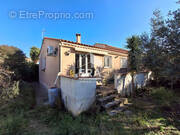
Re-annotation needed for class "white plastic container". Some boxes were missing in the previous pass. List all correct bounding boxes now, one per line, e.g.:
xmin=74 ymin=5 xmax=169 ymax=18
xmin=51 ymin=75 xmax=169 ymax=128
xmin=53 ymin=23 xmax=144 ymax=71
xmin=48 ymin=87 xmax=59 ymax=106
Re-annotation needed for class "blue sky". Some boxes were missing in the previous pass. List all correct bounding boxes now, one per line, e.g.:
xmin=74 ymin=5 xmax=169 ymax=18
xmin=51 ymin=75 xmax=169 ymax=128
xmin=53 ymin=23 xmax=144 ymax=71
xmin=0 ymin=0 xmax=179 ymax=57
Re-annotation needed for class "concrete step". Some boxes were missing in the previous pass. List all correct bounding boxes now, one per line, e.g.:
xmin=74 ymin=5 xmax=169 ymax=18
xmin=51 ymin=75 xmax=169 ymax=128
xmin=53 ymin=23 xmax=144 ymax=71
xmin=97 ymin=94 xmax=116 ymax=103
xmin=102 ymin=98 xmax=128 ymax=109
xmin=97 ymin=89 xmax=117 ymax=97
xmin=114 ymin=98 xmax=128 ymax=106
xmin=124 ymin=103 xmax=132 ymax=107
xmin=107 ymin=106 xmax=127 ymax=116
xmin=103 ymin=100 xmax=121 ymax=109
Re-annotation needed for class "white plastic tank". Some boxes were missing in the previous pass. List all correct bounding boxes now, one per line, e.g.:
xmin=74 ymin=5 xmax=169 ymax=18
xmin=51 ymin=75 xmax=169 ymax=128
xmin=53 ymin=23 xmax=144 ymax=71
xmin=48 ymin=87 xmax=59 ymax=106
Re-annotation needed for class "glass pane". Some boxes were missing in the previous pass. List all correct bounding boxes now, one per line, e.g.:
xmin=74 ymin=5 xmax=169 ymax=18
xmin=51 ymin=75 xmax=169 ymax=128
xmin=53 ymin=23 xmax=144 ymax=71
xmin=82 ymin=54 xmax=86 ymax=73
xmin=75 ymin=54 xmax=79 ymax=74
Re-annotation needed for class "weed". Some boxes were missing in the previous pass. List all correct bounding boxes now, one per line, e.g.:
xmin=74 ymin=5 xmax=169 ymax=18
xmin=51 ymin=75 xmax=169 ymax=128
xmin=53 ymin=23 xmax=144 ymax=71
xmin=0 ymin=113 xmax=28 ymax=135
xmin=0 ymin=84 xmax=180 ymax=135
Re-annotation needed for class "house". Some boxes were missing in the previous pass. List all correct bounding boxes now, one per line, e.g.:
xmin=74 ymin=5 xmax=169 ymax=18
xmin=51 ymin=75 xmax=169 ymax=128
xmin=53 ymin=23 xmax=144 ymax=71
xmin=39 ymin=34 xmax=128 ymax=89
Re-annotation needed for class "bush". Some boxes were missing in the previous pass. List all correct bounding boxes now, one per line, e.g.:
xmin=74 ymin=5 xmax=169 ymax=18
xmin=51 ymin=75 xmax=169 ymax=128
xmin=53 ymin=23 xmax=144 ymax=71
xmin=27 ymin=63 xmax=39 ymax=82
xmin=2 ymin=46 xmax=39 ymax=82
xmin=0 ymin=81 xmax=36 ymax=135
xmin=0 ymin=81 xmax=36 ymax=114
xmin=3 ymin=49 xmax=27 ymax=80
xmin=0 ymin=81 xmax=20 ymax=103
xmin=12 ymin=81 xmax=36 ymax=111
xmin=150 ymin=87 xmax=175 ymax=105
xmin=0 ymin=114 xmax=28 ymax=135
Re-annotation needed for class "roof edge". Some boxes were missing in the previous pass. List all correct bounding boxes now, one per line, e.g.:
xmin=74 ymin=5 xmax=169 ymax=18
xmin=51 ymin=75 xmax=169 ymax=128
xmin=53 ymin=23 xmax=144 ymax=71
xmin=43 ymin=37 xmax=128 ymax=54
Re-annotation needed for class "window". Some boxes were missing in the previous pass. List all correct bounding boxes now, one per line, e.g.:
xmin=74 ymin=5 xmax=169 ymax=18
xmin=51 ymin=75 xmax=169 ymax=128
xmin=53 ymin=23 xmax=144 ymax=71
xmin=47 ymin=46 xmax=58 ymax=56
xmin=47 ymin=46 xmax=54 ymax=56
xmin=104 ymin=56 xmax=112 ymax=68
xmin=121 ymin=58 xmax=127 ymax=68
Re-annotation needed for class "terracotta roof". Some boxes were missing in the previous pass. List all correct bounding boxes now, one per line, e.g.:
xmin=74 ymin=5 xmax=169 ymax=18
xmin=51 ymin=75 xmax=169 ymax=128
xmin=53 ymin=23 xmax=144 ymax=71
xmin=43 ymin=37 xmax=128 ymax=54
xmin=94 ymin=43 xmax=128 ymax=54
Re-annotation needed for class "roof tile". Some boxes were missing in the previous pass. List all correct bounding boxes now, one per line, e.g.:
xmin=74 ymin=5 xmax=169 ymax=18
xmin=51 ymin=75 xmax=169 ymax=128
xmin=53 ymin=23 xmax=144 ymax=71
xmin=44 ymin=37 xmax=128 ymax=54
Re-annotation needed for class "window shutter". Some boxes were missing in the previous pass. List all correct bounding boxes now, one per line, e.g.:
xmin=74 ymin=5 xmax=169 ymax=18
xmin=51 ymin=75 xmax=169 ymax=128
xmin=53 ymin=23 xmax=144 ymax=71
xmin=124 ymin=58 xmax=127 ymax=68
xmin=121 ymin=58 xmax=127 ymax=68
xmin=41 ymin=57 xmax=46 ymax=70
xmin=104 ymin=56 xmax=112 ymax=68
xmin=44 ymin=57 xmax=46 ymax=69
xmin=110 ymin=56 xmax=112 ymax=68
xmin=104 ymin=56 xmax=107 ymax=67
xmin=90 ymin=53 xmax=94 ymax=68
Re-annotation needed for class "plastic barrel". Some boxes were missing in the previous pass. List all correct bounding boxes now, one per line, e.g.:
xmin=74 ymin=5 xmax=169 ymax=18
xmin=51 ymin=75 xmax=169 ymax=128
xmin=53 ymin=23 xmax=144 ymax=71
xmin=48 ymin=87 xmax=58 ymax=106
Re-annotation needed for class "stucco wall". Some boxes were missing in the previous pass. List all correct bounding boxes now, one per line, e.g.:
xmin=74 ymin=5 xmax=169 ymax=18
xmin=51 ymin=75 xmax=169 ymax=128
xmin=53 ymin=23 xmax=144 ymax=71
xmin=39 ymin=39 xmax=128 ymax=88
xmin=39 ymin=39 xmax=60 ymax=89
xmin=60 ymin=48 xmax=128 ymax=79
xmin=114 ymin=72 xmax=152 ymax=96
xmin=61 ymin=45 xmax=75 ymax=76
xmin=94 ymin=54 xmax=128 ymax=79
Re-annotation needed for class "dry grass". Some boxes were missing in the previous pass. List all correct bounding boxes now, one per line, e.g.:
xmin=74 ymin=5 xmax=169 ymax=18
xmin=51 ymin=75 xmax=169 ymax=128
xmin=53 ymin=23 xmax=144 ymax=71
xmin=0 ymin=84 xmax=180 ymax=135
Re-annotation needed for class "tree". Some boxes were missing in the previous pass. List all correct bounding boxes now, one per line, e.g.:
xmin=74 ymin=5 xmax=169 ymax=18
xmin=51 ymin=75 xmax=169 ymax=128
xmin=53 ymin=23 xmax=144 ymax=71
xmin=126 ymin=36 xmax=142 ymax=94
xmin=140 ymin=8 xmax=180 ymax=88
xmin=1 ymin=45 xmax=39 ymax=82
xmin=3 ymin=49 xmax=28 ymax=80
xmin=164 ymin=8 xmax=180 ymax=89
xmin=30 ymin=46 xmax=40 ymax=63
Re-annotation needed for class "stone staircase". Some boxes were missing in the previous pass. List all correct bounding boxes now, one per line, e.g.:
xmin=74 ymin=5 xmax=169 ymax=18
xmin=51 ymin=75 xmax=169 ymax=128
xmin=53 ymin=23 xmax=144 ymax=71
xmin=96 ymin=85 xmax=132 ymax=116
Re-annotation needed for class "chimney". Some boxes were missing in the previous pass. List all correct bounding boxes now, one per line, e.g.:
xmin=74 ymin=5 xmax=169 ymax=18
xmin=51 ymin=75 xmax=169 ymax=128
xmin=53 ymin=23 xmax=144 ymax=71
xmin=76 ymin=33 xmax=81 ymax=43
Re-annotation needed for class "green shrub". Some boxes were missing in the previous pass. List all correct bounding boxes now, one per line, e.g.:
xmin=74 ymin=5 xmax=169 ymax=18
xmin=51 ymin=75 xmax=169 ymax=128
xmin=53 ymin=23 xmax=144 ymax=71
xmin=0 ymin=81 xmax=20 ymax=103
xmin=0 ymin=82 xmax=35 ymax=114
xmin=0 ymin=82 xmax=35 ymax=135
xmin=28 ymin=63 xmax=39 ymax=82
xmin=2 ymin=45 xmax=39 ymax=82
xmin=0 ymin=114 xmax=28 ymax=135
xmin=150 ymin=87 xmax=175 ymax=105
xmin=12 ymin=82 xmax=36 ymax=111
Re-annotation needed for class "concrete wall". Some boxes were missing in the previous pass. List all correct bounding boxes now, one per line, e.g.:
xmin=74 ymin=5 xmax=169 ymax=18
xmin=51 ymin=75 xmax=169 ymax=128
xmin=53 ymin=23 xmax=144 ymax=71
xmin=114 ymin=72 xmax=152 ymax=96
xmin=60 ymin=76 xmax=97 ymax=116
xmin=39 ymin=39 xmax=60 ymax=89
